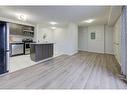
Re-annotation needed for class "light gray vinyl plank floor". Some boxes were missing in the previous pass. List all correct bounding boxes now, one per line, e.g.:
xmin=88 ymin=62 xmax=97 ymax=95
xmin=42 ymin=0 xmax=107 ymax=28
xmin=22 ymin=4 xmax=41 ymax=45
xmin=0 ymin=51 xmax=127 ymax=89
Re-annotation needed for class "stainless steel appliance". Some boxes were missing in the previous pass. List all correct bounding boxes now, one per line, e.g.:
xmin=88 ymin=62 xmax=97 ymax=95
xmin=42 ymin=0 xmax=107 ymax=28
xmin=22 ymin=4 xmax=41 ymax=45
xmin=11 ymin=43 xmax=24 ymax=56
xmin=0 ymin=21 xmax=9 ymax=74
xmin=22 ymin=38 xmax=33 ymax=55
xmin=24 ymin=43 xmax=31 ymax=54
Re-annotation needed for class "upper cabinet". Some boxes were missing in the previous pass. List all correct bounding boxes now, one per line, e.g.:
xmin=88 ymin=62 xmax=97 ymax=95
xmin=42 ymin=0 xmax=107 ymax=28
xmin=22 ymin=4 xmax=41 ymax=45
xmin=9 ymin=23 xmax=34 ymax=37
xmin=22 ymin=25 xmax=34 ymax=37
xmin=9 ymin=23 xmax=23 ymax=35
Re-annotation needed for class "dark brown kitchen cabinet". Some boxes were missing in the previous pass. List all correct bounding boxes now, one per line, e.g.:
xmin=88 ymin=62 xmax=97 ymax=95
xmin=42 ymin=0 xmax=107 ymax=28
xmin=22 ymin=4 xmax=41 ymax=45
xmin=9 ymin=23 xmax=23 ymax=35
xmin=30 ymin=43 xmax=54 ymax=62
xmin=9 ymin=23 xmax=34 ymax=37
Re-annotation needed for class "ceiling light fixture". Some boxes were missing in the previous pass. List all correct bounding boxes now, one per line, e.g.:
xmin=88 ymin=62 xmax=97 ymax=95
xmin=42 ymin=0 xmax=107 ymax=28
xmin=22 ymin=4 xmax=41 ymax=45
xmin=49 ymin=21 xmax=58 ymax=25
xmin=17 ymin=14 xmax=27 ymax=21
xmin=51 ymin=27 xmax=56 ymax=30
xmin=84 ymin=19 xmax=95 ymax=23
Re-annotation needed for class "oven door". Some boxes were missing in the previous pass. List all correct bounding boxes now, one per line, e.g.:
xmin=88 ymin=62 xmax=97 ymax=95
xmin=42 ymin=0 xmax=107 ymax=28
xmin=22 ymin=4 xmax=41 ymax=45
xmin=25 ymin=43 xmax=30 ymax=54
xmin=11 ymin=43 xmax=24 ymax=56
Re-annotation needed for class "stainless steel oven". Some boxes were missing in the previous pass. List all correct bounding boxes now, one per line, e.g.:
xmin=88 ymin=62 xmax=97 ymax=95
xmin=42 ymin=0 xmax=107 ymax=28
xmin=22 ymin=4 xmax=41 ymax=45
xmin=24 ymin=43 xmax=31 ymax=54
xmin=22 ymin=38 xmax=33 ymax=55
xmin=11 ymin=43 xmax=24 ymax=56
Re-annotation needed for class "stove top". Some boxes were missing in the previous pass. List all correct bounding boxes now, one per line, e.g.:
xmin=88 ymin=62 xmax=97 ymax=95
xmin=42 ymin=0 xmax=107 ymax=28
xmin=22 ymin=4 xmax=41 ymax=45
xmin=22 ymin=38 xmax=33 ymax=43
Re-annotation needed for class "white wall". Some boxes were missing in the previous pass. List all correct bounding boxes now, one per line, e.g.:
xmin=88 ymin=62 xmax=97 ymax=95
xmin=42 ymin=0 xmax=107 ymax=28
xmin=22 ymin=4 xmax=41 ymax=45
xmin=54 ymin=23 xmax=78 ymax=56
xmin=65 ymin=23 xmax=78 ymax=55
xmin=78 ymin=25 xmax=114 ymax=54
xmin=113 ymin=15 xmax=122 ymax=65
xmin=36 ymin=26 xmax=54 ymax=43
xmin=105 ymin=26 xmax=114 ymax=54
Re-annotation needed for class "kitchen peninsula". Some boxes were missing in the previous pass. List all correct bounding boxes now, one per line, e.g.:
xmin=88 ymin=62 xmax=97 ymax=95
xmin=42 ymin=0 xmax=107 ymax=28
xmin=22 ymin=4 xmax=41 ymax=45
xmin=30 ymin=43 xmax=54 ymax=62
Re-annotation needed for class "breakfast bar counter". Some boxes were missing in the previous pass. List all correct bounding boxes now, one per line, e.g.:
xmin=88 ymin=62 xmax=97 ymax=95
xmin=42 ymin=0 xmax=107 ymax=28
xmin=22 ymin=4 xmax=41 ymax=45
xmin=30 ymin=43 xmax=54 ymax=62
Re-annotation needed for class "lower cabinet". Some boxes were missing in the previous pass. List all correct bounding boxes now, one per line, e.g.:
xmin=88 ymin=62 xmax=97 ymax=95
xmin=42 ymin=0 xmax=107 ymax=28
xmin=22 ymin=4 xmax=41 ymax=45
xmin=30 ymin=44 xmax=53 ymax=62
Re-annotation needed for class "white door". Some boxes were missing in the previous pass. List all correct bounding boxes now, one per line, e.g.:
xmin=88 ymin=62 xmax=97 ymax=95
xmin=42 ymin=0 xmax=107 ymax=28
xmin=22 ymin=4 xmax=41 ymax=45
xmin=113 ymin=17 xmax=121 ymax=65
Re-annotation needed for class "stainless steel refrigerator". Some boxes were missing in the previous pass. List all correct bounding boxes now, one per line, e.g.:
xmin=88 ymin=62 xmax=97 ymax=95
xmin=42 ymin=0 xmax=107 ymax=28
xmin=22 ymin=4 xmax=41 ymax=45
xmin=0 ymin=21 xmax=9 ymax=74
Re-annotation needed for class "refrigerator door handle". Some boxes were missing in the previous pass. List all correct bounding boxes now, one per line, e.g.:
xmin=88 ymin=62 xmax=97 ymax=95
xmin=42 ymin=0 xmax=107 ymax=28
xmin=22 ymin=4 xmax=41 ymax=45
xmin=6 ymin=52 xmax=10 ymax=72
xmin=6 ymin=23 xmax=10 ymax=51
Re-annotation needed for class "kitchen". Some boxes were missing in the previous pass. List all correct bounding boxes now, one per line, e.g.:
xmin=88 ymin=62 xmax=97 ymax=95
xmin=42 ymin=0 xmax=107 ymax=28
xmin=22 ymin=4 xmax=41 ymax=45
xmin=9 ymin=23 xmax=35 ymax=72
xmin=0 ymin=6 xmax=79 ymax=76
xmin=0 ymin=20 xmax=54 ymax=74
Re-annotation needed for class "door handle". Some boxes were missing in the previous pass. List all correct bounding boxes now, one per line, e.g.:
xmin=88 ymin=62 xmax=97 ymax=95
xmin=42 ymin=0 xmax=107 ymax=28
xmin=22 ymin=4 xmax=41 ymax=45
xmin=113 ymin=42 xmax=119 ymax=45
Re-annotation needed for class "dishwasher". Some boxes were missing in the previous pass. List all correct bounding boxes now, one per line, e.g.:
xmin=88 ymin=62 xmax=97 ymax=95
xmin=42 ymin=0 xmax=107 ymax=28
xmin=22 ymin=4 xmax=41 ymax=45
xmin=10 ymin=43 xmax=24 ymax=56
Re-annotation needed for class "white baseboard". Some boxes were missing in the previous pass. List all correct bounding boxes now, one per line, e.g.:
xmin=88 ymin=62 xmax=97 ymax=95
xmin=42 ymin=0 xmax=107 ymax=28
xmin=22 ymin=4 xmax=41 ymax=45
xmin=66 ymin=51 xmax=78 ymax=56
xmin=78 ymin=49 xmax=114 ymax=55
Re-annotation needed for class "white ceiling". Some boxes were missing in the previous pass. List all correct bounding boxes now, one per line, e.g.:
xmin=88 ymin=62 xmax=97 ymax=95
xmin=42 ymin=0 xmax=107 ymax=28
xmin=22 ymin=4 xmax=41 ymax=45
xmin=0 ymin=6 xmax=122 ymax=27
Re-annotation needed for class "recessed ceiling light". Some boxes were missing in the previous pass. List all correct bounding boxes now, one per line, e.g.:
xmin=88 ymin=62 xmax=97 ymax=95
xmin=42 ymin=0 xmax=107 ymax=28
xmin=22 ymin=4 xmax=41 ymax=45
xmin=83 ymin=19 xmax=95 ymax=23
xmin=49 ymin=21 xmax=58 ymax=25
xmin=51 ymin=27 xmax=56 ymax=30
xmin=17 ymin=14 xmax=27 ymax=21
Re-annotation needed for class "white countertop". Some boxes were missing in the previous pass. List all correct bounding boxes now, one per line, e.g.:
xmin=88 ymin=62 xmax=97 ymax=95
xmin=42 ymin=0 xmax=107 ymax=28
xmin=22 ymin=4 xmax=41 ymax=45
xmin=30 ymin=43 xmax=54 ymax=45
xmin=10 ymin=42 xmax=24 ymax=44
